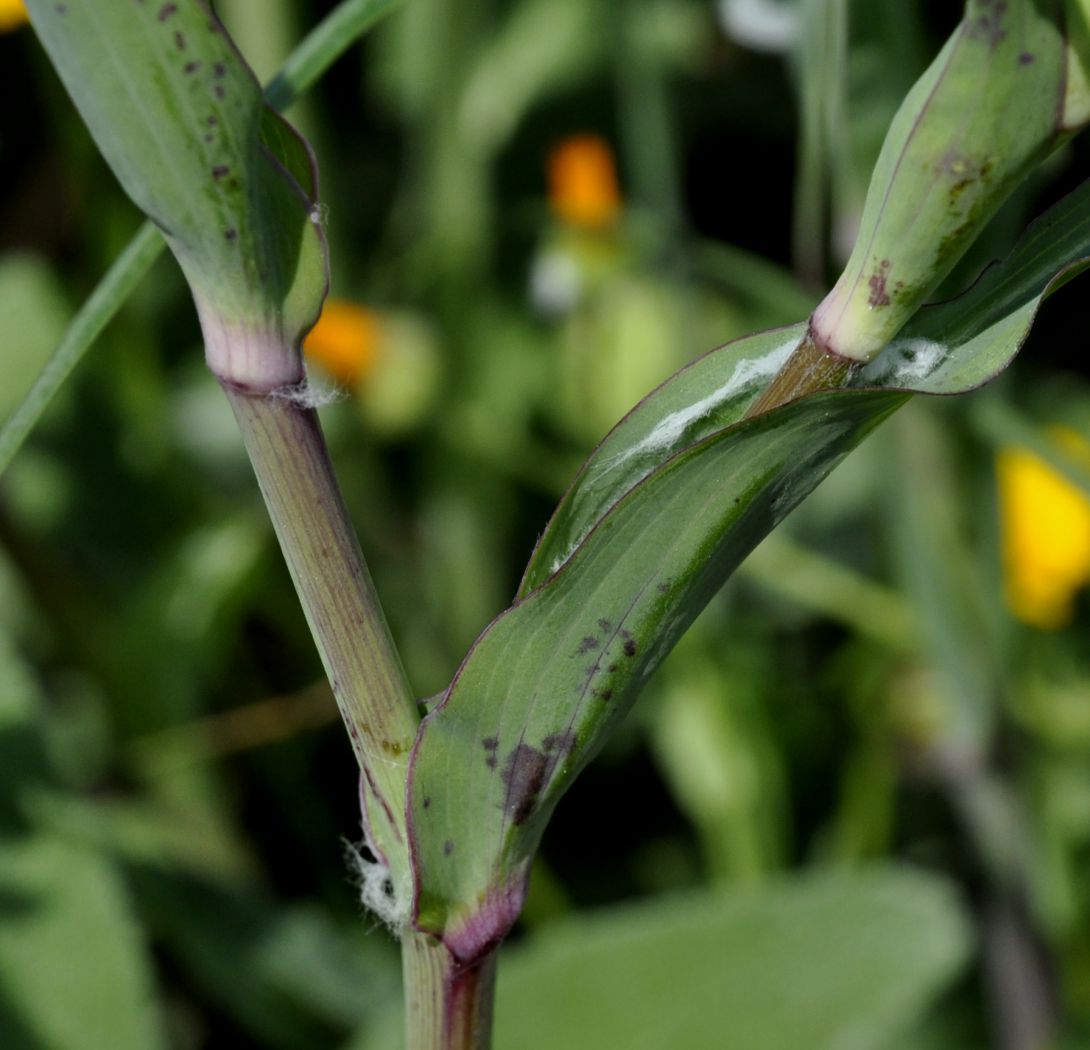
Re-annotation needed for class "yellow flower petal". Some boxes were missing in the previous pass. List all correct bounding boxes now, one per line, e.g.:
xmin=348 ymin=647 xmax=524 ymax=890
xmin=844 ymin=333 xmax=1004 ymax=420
xmin=548 ymin=135 xmax=622 ymax=230
xmin=998 ymin=427 xmax=1090 ymax=630
xmin=0 ymin=0 xmax=28 ymax=34
xmin=303 ymin=300 xmax=380 ymax=388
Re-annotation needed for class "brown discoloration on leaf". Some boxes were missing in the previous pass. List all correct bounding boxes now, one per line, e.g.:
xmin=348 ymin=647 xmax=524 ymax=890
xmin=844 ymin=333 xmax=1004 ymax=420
xmin=966 ymin=0 xmax=1008 ymax=49
xmin=868 ymin=259 xmax=892 ymax=307
xmin=543 ymin=731 xmax=576 ymax=754
xmin=501 ymin=744 xmax=549 ymax=825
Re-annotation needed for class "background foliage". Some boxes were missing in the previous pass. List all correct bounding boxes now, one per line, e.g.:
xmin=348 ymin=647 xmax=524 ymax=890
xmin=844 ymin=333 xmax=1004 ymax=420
xmin=1 ymin=1 xmax=1089 ymax=1047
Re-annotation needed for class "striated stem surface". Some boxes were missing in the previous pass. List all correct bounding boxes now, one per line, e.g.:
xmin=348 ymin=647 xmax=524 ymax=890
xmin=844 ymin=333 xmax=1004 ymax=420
xmin=223 ymin=384 xmax=418 ymax=850
xmin=403 ymin=933 xmax=498 ymax=1050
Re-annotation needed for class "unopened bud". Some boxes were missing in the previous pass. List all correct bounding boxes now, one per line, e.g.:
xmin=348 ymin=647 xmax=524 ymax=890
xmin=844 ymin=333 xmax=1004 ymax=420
xmin=812 ymin=0 xmax=1078 ymax=363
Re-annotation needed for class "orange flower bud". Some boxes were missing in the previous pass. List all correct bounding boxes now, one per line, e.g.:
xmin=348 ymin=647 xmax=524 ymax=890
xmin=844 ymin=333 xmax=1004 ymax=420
xmin=303 ymin=299 xmax=380 ymax=388
xmin=547 ymin=135 xmax=622 ymax=230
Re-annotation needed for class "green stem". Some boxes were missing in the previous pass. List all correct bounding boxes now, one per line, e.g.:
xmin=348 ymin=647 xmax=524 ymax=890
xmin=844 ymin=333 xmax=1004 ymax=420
xmin=403 ymin=933 xmax=499 ymax=1050
xmin=222 ymin=386 xmax=417 ymax=850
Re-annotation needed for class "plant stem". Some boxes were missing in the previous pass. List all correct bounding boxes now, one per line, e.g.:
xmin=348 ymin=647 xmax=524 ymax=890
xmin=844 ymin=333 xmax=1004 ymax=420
xmin=403 ymin=933 xmax=499 ymax=1050
xmin=222 ymin=385 xmax=418 ymax=833
xmin=744 ymin=327 xmax=853 ymax=417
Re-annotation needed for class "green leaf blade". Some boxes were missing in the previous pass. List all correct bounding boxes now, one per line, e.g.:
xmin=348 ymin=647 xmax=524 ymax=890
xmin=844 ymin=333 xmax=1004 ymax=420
xmin=3 ymin=0 xmax=402 ymax=477
xmin=26 ymin=0 xmax=327 ymax=375
xmin=409 ymin=178 xmax=1090 ymax=957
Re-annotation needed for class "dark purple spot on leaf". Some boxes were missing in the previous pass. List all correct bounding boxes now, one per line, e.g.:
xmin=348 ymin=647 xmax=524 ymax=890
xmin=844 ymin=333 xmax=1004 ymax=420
xmin=184 ymin=61 xmax=200 ymax=74
xmin=867 ymin=258 xmax=891 ymax=308
xmin=1019 ymin=51 xmax=1034 ymax=65
xmin=212 ymin=165 xmax=229 ymax=180
xmin=597 ymin=618 xmax=612 ymax=632
xmin=543 ymin=731 xmax=576 ymax=753
xmin=213 ymin=62 xmax=227 ymax=78
xmin=623 ymin=639 xmax=637 ymax=657
xmin=213 ymin=85 xmax=225 ymax=100
xmin=966 ymin=0 xmax=1008 ymax=48
xmin=423 ymin=796 xmax=431 ymax=809
xmin=158 ymin=2 xmax=177 ymax=20
xmin=482 ymin=737 xmax=499 ymax=750
xmin=444 ymin=840 xmax=454 ymax=856
xmin=224 ymin=227 xmax=238 ymax=242
xmin=501 ymin=744 xmax=549 ymax=826
xmin=595 ymin=688 xmax=614 ymax=701
xmin=206 ymin=115 xmax=218 ymax=126
xmin=174 ymin=30 xmax=186 ymax=49
xmin=577 ymin=636 xmax=599 ymax=654
xmin=608 ymin=663 xmax=618 ymax=673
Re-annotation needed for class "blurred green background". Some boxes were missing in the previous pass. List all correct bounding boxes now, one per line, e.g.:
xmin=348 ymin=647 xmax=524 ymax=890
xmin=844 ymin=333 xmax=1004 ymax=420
xmin=2 ymin=1 xmax=1090 ymax=1047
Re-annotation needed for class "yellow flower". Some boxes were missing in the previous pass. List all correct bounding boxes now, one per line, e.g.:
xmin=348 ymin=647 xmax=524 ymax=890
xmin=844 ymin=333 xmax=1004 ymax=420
xmin=0 ymin=0 xmax=28 ymax=33
xmin=303 ymin=299 xmax=379 ymax=388
xmin=998 ymin=427 xmax=1090 ymax=630
xmin=547 ymin=135 xmax=622 ymax=230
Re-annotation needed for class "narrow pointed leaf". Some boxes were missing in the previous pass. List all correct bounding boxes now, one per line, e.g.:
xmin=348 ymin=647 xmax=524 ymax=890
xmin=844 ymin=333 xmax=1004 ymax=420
xmin=407 ymin=180 xmax=1090 ymax=959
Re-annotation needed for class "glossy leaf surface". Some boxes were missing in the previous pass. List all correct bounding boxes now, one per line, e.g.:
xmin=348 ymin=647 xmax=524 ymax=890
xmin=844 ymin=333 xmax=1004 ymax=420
xmin=408 ymin=180 xmax=1090 ymax=959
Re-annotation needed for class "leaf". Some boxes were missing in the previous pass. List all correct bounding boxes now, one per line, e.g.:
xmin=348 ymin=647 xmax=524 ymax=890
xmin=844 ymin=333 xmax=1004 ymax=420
xmin=0 ymin=226 xmax=162 ymax=477
xmin=0 ymin=836 xmax=166 ymax=1050
xmin=3 ymin=0 xmax=405 ymax=477
xmin=358 ymin=869 xmax=970 ymax=1050
xmin=407 ymin=179 xmax=1090 ymax=957
xmin=494 ymin=869 xmax=969 ymax=1050
xmin=26 ymin=0 xmax=327 ymax=382
xmin=812 ymin=0 xmax=1070 ymax=360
